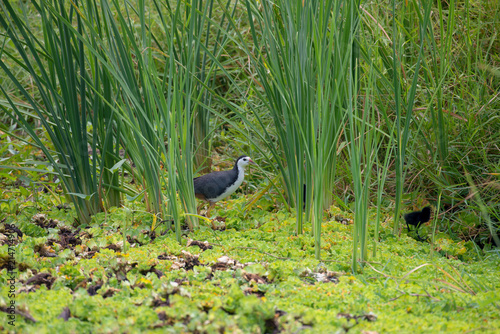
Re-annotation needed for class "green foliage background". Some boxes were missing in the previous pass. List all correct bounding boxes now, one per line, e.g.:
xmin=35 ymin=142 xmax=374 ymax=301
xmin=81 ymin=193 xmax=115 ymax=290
xmin=0 ymin=0 xmax=499 ymax=332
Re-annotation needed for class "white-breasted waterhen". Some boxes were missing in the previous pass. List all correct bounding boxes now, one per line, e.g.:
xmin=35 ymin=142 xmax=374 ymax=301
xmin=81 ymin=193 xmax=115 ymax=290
xmin=404 ymin=206 xmax=431 ymax=240
xmin=194 ymin=155 xmax=255 ymax=217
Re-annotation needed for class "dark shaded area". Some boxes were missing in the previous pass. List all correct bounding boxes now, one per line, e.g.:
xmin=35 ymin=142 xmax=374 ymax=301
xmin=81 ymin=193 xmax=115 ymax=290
xmin=32 ymin=214 xmax=58 ymax=229
xmin=471 ymin=215 xmax=500 ymax=249
xmin=139 ymin=265 xmax=164 ymax=279
xmin=0 ymin=254 xmax=14 ymax=271
xmin=152 ymin=312 xmax=189 ymax=328
xmin=58 ymin=226 xmax=82 ymax=248
xmin=55 ymin=203 xmax=71 ymax=211
xmin=81 ymin=250 xmax=98 ymax=259
xmin=157 ymin=253 xmax=171 ymax=260
xmin=102 ymin=288 xmax=119 ymax=298
xmin=186 ymin=239 xmax=213 ymax=251
xmin=47 ymin=225 xmax=83 ymax=250
xmin=264 ymin=309 xmax=287 ymax=334
xmin=182 ymin=251 xmax=201 ymax=270
xmin=151 ymin=295 xmax=170 ymax=308
xmin=34 ymin=244 xmax=56 ymax=257
xmin=0 ymin=305 xmax=37 ymax=323
xmin=110 ymin=260 xmax=138 ymax=282
xmin=104 ymin=243 xmax=122 ymax=252
xmin=151 ymin=281 xmax=188 ymax=309
xmin=127 ymin=235 xmax=145 ymax=246
xmin=87 ymin=284 xmax=102 ymax=296
xmin=4 ymin=221 xmax=23 ymax=238
xmin=242 ymin=272 xmax=268 ymax=284
xmin=157 ymin=252 xmax=202 ymax=271
xmin=57 ymin=307 xmax=71 ymax=321
xmin=337 ymin=311 xmax=378 ymax=332
xmin=337 ymin=312 xmax=377 ymax=323
xmin=25 ymin=272 xmax=55 ymax=289
xmin=334 ymin=214 xmax=353 ymax=225
xmin=157 ymin=311 xmax=169 ymax=322
xmin=243 ymin=287 xmax=265 ymax=298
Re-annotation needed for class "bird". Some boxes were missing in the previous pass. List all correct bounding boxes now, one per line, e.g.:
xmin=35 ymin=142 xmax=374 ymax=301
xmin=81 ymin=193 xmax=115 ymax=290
xmin=194 ymin=155 xmax=255 ymax=218
xmin=404 ymin=206 xmax=431 ymax=240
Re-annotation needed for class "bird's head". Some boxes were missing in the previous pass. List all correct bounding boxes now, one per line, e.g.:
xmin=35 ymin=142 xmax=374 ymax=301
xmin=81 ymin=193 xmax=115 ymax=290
xmin=236 ymin=155 xmax=256 ymax=169
xmin=422 ymin=206 xmax=432 ymax=220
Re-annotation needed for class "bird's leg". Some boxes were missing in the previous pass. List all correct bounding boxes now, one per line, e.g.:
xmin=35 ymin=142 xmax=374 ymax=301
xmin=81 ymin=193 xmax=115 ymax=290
xmin=197 ymin=202 xmax=205 ymax=215
xmin=416 ymin=230 xmax=423 ymax=241
xmin=406 ymin=222 xmax=411 ymax=233
xmin=206 ymin=202 xmax=215 ymax=219
xmin=206 ymin=202 xmax=217 ymax=229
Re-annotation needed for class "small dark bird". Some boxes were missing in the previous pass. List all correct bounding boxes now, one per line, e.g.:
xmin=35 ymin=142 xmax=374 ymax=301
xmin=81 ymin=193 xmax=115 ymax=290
xmin=404 ymin=206 xmax=431 ymax=240
xmin=194 ymin=155 xmax=255 ymax=217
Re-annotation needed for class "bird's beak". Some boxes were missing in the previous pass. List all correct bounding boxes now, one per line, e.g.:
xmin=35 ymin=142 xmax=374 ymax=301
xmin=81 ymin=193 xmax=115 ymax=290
xmin=249 ymin=159 xmax=256 ymax=165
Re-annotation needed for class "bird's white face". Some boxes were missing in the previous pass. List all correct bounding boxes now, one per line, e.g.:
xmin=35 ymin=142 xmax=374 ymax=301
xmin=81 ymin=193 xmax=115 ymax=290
xmin=238 ymin=156 xmax=255 ymax=168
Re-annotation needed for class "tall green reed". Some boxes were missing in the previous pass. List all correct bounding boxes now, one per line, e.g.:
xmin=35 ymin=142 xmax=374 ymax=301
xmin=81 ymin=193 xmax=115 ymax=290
xmin=95 ymin=0 xmax=165 ymax=217
xmin=346 ymin=64 xmax=382 ymax=271
xmin=0 ymin=0 xmax=232 ymax=236
xmin=158 ymin=0 xmax=238 ymax=230
xmin=410 ymin=0 xmax=499 ymax=212
xmin=391 ymin=0 xmax=432 ymax=234
xmin=0 ymin=0 xmax=121 ymax=224
xmin=241 ymin=0 xmax=360 ymax=259
xmin=94 ymin=0 xmax=234 ymax=234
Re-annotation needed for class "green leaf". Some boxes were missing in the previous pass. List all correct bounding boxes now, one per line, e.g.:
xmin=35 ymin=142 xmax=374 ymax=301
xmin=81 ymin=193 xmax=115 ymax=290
xmin=19 ymin=186 xmax=30 ymax=197
xmin=108 ymin=159 xmax=127 ymax=173
xmin=67 ymin=192 xmax=95 ymax=200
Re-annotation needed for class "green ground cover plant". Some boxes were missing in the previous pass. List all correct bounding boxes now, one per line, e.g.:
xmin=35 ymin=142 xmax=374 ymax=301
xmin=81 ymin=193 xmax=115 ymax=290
xmin=0 ymin=189 xmax=499 ymax=333
xmin=0 ymin=0 xmax=499 ymax=332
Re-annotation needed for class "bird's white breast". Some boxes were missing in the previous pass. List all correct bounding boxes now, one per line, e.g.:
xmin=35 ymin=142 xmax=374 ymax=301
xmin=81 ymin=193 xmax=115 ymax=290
xmin=210 ymin=165 xmax=246 ymax=202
